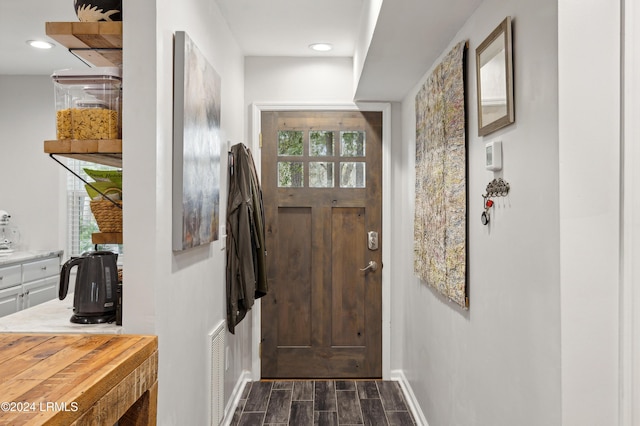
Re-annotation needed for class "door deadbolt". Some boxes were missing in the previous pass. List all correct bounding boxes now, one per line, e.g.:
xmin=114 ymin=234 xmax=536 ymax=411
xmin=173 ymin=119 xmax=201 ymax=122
xmin=367 ymin=231 xmax=379 ymax=250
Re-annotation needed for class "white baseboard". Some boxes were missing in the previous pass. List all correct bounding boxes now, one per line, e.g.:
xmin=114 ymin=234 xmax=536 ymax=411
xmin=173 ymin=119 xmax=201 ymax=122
xmin=390 ymin=369 xmax=429 ymax=426
xmin=221 ymin=370 xmax=252 ymax=426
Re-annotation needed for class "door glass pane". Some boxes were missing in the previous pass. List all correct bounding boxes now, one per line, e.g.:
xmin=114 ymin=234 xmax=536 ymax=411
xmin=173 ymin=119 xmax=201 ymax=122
xmin=309 ymin=162 xmax=334 ymax=188
xmin=278 ymin=131 xmax=303 ymax=156
xmin=278 ymin=162 xmax=304 ymax=187
xmin=340 ymin=162 xmax=366 ymax=188
xmin=340 ymin=131 xmax=365 ymax=157
xmin=310 ymin=131 xmax=334 ymax=156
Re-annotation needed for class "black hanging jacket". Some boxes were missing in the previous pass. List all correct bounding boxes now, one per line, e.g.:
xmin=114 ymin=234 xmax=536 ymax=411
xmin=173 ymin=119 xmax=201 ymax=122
xmin=226 ymin=143 xmax=268 ymax=333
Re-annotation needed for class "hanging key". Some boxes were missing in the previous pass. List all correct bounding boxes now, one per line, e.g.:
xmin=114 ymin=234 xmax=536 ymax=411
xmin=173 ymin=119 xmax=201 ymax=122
xmin=481 ymin=196 xmax=493 ymax=226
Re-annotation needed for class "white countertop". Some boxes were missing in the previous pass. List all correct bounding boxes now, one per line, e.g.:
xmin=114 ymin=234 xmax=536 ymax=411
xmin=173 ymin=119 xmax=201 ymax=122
xmin=0 ymin=296 xmax=122 ymax=334
xmin=0 ymin=250 xmax=64 ymax=266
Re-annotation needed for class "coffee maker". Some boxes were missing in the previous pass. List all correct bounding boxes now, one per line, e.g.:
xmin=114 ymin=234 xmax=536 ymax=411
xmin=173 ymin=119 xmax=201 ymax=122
xmin=59 ymin=251 xmax=118 ymax=324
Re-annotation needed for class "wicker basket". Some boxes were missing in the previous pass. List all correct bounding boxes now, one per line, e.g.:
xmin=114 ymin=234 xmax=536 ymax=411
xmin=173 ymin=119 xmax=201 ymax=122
xmin=90 ymin=189 xmax=122 ymax=233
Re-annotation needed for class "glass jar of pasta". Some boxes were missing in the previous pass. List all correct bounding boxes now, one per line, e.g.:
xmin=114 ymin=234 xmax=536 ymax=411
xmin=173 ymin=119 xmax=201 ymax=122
xmin=51 ymin=67 xmax=122 ymax=140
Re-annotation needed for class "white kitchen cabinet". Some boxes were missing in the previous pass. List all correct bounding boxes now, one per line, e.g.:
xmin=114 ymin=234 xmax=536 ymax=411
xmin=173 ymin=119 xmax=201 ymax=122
xmin=0 ymin=252 xmax=62 ymax=318
xmin=22 ymin=256 xmax=60 ymax=283
xmin=23 ymin=276 xmax=58 ymax=310
xmin=0 ymin=264 xmax=21 ymax=290
xmin=0 ymin=285 xmax=21 ymax=317
xmin=0 ymin=264 xmax=23 ymax=317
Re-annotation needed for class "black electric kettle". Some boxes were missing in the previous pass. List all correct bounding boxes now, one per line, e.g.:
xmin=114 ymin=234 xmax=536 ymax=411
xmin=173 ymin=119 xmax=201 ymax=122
xmin=59 ymin=251 xmax=118 ymax=324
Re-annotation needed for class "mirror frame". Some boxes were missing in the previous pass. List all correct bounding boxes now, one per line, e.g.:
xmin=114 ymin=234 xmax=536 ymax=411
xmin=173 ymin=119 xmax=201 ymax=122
xmin=476 ymin=16 xmax=514 ymax=137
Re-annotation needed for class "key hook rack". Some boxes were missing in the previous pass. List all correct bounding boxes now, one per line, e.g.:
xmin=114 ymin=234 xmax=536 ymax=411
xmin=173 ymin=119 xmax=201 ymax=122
xmin=483 ymin=178 xmax=510 ymax=198
xmin=480 ymin=178 xmax=510 ymax=226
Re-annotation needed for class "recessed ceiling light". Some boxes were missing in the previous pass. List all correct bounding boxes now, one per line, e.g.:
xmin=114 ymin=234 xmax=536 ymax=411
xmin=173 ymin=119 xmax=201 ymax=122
xmin=27 ymin=40 xmax=54 ymax=50
xmin=309 ymin=43 xmax=333 ymax=52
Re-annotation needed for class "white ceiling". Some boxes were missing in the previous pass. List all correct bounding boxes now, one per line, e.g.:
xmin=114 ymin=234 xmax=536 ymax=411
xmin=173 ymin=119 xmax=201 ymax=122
xmin=215 ymin=0 xmax=366 ymax=57
xmin=215 ymin=0 xmax=483 ymax=100
xmin=0 ymin=0 xmax=83 ymax=75
xmin=1 ymin=0 xmax=482 ymax=100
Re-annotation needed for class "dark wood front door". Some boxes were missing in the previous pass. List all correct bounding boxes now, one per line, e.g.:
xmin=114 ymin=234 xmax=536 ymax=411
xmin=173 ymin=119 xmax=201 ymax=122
xmin=260 ymin=110 xmax=383 ymax=378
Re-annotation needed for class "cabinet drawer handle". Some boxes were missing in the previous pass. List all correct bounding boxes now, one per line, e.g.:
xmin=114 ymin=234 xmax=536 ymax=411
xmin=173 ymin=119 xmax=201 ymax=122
xmin=0 ymin=276 xmax=3 ymax=280
xmin=41 ymin=266 xmax=47 ymax=271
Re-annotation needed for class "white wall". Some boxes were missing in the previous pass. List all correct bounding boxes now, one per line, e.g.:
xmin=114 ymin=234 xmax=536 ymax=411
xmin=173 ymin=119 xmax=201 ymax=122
xmin=0 ymin=75 xmax=65 ymax=253
xmin=245 ymin=56 xmax=354 ymax=111
xmin=559 ymin=0 xmax=621 ymax=424
xmin=123 ymin=0 xmax=249 ymax=424
xmin=387 ymin=101 xmax=404 ymax=373
xmin=353 ymin=0 xmax=383 ymax=98
xmin=396 ymin=0 xmax=561 ymax=424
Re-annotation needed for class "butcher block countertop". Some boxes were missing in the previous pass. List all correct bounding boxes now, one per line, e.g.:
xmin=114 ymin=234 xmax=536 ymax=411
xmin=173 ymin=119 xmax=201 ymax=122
xmin=0 ymin=334 xmax=158 ymax=425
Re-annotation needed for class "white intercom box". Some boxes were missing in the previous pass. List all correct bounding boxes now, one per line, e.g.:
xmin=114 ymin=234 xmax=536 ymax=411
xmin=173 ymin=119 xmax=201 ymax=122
xmin=485 ymin=140 xmax=502 ymax=171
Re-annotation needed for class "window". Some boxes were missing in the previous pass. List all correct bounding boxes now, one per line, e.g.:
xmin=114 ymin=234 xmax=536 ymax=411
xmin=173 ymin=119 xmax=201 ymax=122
xmin=276 ymin=129 xmax=366 ymax=189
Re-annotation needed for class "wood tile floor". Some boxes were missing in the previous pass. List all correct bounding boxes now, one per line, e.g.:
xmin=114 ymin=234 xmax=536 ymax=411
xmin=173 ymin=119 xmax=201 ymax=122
xmin=230 ymin=380 xmax=416 ymax=425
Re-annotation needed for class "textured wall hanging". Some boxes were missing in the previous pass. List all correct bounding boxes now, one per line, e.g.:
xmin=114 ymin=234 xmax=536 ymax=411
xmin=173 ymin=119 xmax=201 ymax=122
xmin=414 ymin=41 xmax=468 ymax=308
xmin=172 ymin=31 xmax=222 ymax=251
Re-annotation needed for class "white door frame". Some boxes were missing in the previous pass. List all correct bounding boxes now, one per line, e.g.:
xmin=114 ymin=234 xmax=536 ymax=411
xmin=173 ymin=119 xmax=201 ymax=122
xmin=249 ymin=102 xmax=392 ymax=380
xmin=621 ymin=1 xmax=640 ymax=424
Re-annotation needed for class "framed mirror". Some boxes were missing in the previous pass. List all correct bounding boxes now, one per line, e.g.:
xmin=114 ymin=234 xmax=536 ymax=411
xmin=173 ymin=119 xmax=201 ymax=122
xmin=476 ymin=16 xmax=514 ymax=136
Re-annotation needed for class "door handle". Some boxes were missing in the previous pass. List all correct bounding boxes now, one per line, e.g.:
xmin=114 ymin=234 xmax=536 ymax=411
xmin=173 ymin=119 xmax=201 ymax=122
xmin=360 ymin=261 xmax=378 ymax=272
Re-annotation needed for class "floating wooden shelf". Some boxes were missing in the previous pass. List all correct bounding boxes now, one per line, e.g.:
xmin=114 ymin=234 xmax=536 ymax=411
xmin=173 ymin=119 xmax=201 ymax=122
xmin=44 ymin=139 xmax=122 ymax=168
xmin=92 ymin=232 xmax=123 ymax=245
xmin=45 ymin=21 xmax=122 ymax=67
xmin=44 ymin=22 xmax=125 ymax=247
